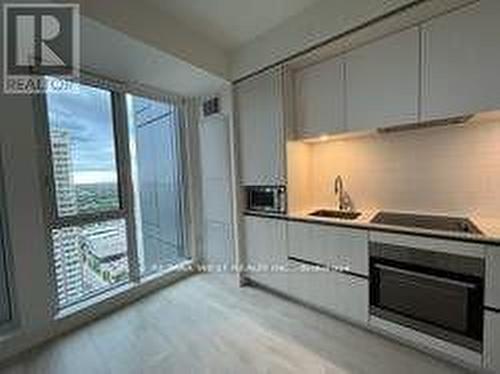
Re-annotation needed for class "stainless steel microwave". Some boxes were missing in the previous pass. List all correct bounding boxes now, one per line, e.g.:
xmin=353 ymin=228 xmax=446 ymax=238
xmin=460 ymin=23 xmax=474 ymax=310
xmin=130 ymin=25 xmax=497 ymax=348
xmin=244 ymin=186 xmax=286 ymax=214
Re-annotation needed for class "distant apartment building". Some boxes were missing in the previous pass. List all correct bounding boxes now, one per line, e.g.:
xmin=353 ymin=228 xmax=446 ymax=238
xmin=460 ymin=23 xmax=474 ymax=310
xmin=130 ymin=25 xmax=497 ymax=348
xmin=50 ymin=128 xmax=83 ymax=307
xmin=81 ymin=221 xmax=128 ymax=286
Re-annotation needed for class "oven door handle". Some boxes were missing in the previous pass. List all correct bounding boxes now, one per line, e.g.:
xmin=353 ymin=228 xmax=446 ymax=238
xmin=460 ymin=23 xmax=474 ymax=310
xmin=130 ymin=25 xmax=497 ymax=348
xmin=374 ymin=263 xmax=479 ymax=289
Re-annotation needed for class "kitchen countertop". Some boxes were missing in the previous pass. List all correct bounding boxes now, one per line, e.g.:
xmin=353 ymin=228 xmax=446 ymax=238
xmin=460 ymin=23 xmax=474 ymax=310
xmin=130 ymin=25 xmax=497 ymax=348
xmin=243 ymin=208 xmax=500 ymax=246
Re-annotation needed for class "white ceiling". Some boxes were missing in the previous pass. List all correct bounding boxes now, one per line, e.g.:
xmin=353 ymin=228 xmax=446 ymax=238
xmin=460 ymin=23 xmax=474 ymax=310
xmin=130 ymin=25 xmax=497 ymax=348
xmin=82 ymin=17 xmax=228 ymax=96
xmin=146 ymin=0 xmax=322 ymax=50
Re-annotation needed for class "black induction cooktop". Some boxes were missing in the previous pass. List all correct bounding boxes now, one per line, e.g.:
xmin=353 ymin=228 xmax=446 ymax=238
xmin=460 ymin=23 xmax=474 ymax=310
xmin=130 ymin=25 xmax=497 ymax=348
xmin=370 ymin=211 xmax=483 ymax=235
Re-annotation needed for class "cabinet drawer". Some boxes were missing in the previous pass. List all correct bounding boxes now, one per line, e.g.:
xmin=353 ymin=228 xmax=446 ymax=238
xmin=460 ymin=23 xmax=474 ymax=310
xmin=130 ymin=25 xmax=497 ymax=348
xmin=287 ymin=221 xmax=368 ymax=276
xmin=484 ymin=310 xmax=500 ymax=373
xmin=486 ymin=246 xmax=500 ymax=309
xmin=287 ymin=262 xmax=368 ymax=324
xmin=328 ymin=271 xmax=368 ymax=324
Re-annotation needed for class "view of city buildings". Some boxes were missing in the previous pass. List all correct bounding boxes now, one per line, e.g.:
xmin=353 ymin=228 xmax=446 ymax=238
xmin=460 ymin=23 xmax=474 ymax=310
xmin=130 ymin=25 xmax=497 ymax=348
xmin=47 ymin=85 xmax=188 ymax=309
xmin=50 ymin=128 xmax=128 ymax=308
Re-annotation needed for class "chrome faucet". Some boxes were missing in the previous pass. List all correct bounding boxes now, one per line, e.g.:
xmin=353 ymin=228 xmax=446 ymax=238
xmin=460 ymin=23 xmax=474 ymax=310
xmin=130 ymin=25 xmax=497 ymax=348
xmin=334 ymin=175 xmax=350 ymax=211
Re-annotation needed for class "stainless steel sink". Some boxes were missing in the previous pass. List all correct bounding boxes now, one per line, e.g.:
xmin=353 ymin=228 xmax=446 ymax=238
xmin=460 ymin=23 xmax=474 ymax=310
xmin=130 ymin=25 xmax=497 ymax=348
xmin=309 ymin=209 xmax=361 ymax=220
xmin=370 ymin=211 xmax=483 ymax=235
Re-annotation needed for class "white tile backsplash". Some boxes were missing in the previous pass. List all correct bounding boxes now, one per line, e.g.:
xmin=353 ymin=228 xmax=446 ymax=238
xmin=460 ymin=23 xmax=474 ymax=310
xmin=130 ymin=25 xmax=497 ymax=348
xmin=289 ymin=119 xmax=500 ymax=219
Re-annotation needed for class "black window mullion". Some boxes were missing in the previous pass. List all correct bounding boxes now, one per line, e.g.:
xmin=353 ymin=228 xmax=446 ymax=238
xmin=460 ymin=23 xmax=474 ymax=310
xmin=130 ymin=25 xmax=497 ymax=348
xmin=111 ymin=93 xmax=140 ymax=283
xmin=50 ymin=209 xmax=127 ymax=230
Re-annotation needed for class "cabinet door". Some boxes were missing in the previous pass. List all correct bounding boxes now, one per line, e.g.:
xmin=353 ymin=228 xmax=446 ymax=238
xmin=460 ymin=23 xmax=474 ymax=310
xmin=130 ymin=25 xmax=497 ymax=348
xmin=236 ymin=68 xmax=285 ymax=185
xmin=328 ymin=271 xmax=368 ymax=324
xmin=486 ymin=246 xmax=500 ymax=309
xmin=346 ymin=27 xmax=419 ymax=132
xmin=244 ymin=216 xmax=287 ymax=292
xmin=288 ymin=221 xmax=317 ymax=261
xmin=294 ymin=57 xmax=345 ymax=139
xmin=287 ymin=261 xmax=368 ymax=324
xmin=287 ymin=221 xmax=368 ymax=276
xmin=422 ymin=0 xmax=500 ymax=120
xmin=318 ymin=225 xmax=368 ymax=276
xmin=484 ymin=311 xmax=500 ymax=373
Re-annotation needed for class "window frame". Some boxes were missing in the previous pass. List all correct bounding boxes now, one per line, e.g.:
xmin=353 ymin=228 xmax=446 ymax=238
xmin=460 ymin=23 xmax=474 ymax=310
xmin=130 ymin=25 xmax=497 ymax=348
xmin=0 ymin=152 xmax=17 ymax=331
xmin=36 ymin=77 xmax=140 ymax=312
xmin=36 ymin=75 xmax=194 ymax=314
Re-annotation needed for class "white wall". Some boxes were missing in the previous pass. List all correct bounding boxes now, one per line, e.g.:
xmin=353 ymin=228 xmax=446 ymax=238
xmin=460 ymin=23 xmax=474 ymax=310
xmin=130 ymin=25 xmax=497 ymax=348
xmin=288 ymin=116 xmax=500 ymax=220
xmin=0 ymin=93 xmax=53 ymax=358
xmin=230 ymin=0 xmax=415 ymax=80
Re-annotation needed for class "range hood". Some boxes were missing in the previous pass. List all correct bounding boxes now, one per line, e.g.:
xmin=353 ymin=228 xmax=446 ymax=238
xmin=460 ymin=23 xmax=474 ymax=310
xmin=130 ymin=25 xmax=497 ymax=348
xmin=377 ymin=115 xmax=474 ymax=134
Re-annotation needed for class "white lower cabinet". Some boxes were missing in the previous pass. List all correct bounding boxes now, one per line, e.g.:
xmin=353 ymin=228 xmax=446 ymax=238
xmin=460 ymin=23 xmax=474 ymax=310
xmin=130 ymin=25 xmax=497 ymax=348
xmin=486 ymin=246 xmax=500 ymax=310
xmin=287 ymin=221 xmax=368 ymax=276
xmin=244 ymin=217 xmax=369 ymax=324
xmin=244 ymin=216 xmax=288 ymax=293
xmin=485 ymin=311 xmax=500 ymax=373
xmin=328 ymin=271 xmax=368 ymax=323
xmin=286 ymin=220 xmax=369 ymax=324
xmin=287 ymin=260 xmax=368 ymax=324
xmin=485 ymin=246 xmax=500 ymax=372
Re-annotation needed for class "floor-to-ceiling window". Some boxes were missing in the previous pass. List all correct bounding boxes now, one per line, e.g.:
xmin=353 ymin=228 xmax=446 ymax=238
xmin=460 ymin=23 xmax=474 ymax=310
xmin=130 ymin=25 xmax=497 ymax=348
xmin=44 ymin=78 xmax=129 ymax=309
xmin=42 ymin=78 xmax=190 ymax=311
xmin=127 ymin=95 xmax=188 ymax=276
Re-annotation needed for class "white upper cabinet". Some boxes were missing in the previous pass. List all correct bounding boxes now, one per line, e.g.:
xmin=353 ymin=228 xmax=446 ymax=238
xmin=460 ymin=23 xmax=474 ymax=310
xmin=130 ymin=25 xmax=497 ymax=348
xmin=236 ymin=68 xmax=285 ymax=186
xmin=294 ymin=57 xmax=345 ymax=139
xmin=346 ymin=27 xmax=420 ymax=132
xmin=422 ymin=0 xmax=500 ymax=120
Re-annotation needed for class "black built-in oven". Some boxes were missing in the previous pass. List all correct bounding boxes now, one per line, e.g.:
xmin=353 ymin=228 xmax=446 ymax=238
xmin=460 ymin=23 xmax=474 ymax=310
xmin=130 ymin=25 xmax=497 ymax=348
xmin=370 ymin=242 xmax=484 ymax=352
xmin=245 ymin=186 xmax=286 ymax=214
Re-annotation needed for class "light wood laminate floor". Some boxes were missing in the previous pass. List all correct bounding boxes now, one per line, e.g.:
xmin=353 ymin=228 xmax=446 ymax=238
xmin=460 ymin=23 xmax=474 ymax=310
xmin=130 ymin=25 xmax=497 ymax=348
xmin=0 ymin=274 xmax=470 ymax=373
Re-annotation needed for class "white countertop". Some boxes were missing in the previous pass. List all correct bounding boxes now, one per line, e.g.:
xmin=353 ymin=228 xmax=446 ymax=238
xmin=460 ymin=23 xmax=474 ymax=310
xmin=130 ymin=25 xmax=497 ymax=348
xmin=245 ymin=208 xmax=500 ymax=245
